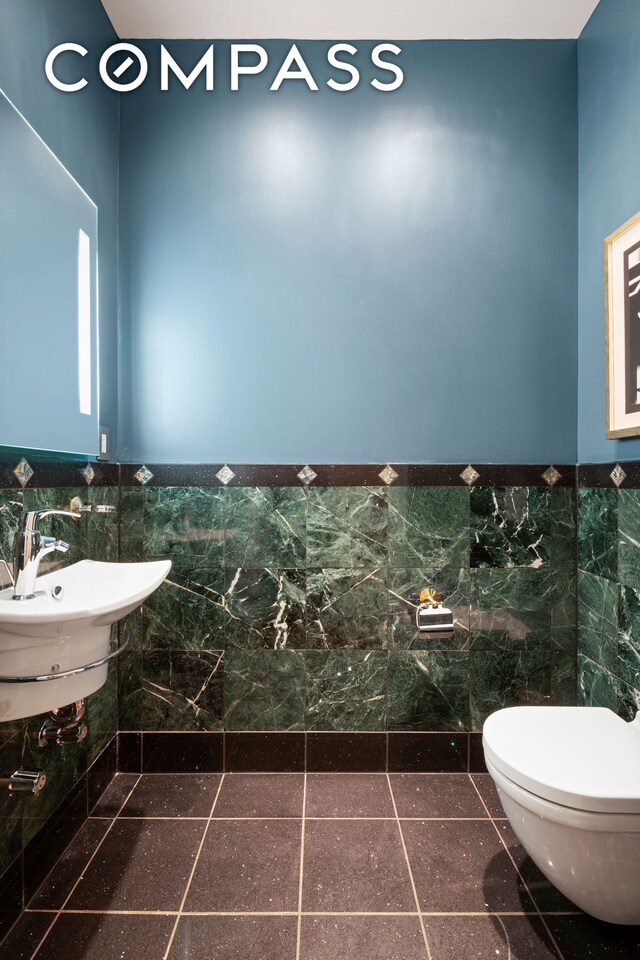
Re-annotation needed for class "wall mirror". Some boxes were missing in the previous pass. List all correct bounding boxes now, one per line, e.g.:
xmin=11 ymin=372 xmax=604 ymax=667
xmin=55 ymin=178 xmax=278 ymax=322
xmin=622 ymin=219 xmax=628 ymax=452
xmin=0 ymin=87 xmax=98 ymax=456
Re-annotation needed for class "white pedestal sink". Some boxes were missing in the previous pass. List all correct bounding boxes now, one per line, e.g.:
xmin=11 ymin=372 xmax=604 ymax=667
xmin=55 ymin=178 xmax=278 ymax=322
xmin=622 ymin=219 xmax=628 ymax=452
xmin=0 ymin=559 xmax=171 ymax=721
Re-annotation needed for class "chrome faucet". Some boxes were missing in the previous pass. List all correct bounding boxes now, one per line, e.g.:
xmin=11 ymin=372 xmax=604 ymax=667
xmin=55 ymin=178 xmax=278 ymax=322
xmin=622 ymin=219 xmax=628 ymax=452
xmin=12 ymin=509 xmax=80 ymax=600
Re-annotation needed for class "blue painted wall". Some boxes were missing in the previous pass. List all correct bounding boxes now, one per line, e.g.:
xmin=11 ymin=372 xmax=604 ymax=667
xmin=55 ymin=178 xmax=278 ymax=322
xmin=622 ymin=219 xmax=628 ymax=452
xmin=118 ymin=41 xmax=578 ymax=464
xmin=578 ymin=0 xmax=640 ymax=462
xmin=0 ymin=0 xmax=119 ymax=454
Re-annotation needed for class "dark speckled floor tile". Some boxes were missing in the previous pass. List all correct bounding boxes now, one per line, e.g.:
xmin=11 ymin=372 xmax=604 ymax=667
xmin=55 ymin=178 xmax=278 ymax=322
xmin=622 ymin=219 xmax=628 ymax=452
xmin=423 ymin=916 xmax=560 ymax=960
xmin=185 ymin=819 xmax=302 ymax=911
xmin=213 ymin=774 xmax=305 ymax=818
xmin=90 ymin=774 xmax=140 ymax=817
xmin=305 ymin=775 xmax=395 ymax=818
xmin=544 ymin=916 xmax=640 ymax=960
xmin=29 ymin=819 xmax=110 ymax=909
xmin=402 ymin=820 xmax=533 ymax=912
xmin=169 ymin=916 xmax=298 ymax=960
xmin=494 ymin=821 xmax=581 ymax=913
xmin=302 ymin=820 xmax=414 ymax=912
xmin=0 ymin=911 xmax=54 ymax=960
xmin=389 ymin=775 xmax=487 ymax=818
xmin=66 ymin=819 xmax=204 ymax=910
xmin=470 ymin=774 xmax=506 ymax=818
xmin=119 ymin=774 xmax=221 ymax=818
xmin=33 ymin=914 xmax=174 ymax=960
xmin=300 ymin=916 xmax=428 ymax=960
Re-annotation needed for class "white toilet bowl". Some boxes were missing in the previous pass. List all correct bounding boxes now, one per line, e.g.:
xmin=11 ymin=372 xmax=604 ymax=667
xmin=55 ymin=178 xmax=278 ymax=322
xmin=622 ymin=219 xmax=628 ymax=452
xmin=483 ymin=706 xmax=640 ymax=925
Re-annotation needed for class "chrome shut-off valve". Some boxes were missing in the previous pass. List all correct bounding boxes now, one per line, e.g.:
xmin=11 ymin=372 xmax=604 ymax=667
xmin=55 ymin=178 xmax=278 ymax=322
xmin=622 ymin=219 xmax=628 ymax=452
xmin=39 ymin=700 xmax=87 ymax=747
xmin=1 ymin=770 xmax=46 ymax=796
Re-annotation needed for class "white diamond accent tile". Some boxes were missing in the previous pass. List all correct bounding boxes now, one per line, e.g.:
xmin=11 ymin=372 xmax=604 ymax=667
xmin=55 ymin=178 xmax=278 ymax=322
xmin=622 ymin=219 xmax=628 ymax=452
xmin=379 ymin=465 xmax=399 ymax=486
xmin=13 ymin=458 xmax=34 ymax=488
xmin=542 ymin=465 xmax=562 ymax=487
xmin=460 ymin=465 xmax=480 ymax=486
xmin=216 ymin=464 xmax=236 ymax=486
xmin=297 ymin=465 xmax=317 ymax=486
xmin=81 ymin=463 xmax=96 ymax=486
xmin=134 ymin=465 xmax=154 ymax=486
xmin=611 ymin=464 xmax=627 ymax=488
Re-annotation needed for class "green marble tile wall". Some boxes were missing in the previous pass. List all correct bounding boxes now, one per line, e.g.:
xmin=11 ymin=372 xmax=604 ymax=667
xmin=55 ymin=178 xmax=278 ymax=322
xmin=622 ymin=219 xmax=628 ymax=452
xmin=0 ymin=486 xmax=118 ymax=891
xmin=118 ymin=483 xmax=577 ymax=736
xmin=577 ymin=487 xmax=640 ymax=719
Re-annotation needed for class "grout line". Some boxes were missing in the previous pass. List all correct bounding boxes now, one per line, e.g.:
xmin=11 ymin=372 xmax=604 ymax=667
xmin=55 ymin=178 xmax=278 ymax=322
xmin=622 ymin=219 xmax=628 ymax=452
xmin=295 ymin=772 xmax=308 ymax=960
xmin=106 ymin=770 xmax=485 ymax=776
xmin=91 ymin=815 xmax=500 ymax=822
xmin=24 ymin=907 xmax=585 ymax=917
xmin=467 ymin=775 xmax=568 ymax=960
xmin=161 ymin=773 xmax=226 ymax=960
xmin=28 ymin=773 xmax=143 ymax=960
xmin=386 ymin=774 xmax=433 ymax=960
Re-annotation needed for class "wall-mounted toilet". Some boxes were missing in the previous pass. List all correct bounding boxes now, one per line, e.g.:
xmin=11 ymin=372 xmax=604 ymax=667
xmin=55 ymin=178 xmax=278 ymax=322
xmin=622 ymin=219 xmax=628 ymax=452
xmin=483 ymin=706 xmax=640 ymax=924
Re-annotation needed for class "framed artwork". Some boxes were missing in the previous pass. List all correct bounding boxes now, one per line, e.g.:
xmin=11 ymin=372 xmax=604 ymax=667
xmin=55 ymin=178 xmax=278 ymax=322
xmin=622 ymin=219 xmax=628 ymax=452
xmin=606 ymin=209 xmax=640 ymax=438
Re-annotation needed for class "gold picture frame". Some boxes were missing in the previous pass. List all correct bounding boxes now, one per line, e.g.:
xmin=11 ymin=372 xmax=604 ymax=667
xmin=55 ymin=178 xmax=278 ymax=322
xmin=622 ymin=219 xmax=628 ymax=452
xmin=605 ymin=209 xmax=640 ymax=438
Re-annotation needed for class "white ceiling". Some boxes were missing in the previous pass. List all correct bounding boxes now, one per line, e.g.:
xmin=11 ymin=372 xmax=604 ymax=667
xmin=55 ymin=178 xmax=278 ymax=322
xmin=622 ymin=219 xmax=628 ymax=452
xmin=100 ymin=0 xmax=601 ymax=41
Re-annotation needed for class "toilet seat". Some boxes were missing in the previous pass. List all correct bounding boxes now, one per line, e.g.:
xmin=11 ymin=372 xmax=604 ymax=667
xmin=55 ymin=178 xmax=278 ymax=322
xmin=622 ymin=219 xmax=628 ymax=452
xmin=483 ymin=706 xmax=640 ymax=815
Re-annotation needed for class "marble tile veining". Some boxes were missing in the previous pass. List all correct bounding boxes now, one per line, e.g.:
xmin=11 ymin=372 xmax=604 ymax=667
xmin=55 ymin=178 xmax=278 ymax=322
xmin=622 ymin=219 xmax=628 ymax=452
xmin=306 ymin=487 xmax=387 ymax=567
xmin=387 ymin=651 xmax=470 ymax=731
xmin=306 ymin=651 xmax=387 ymax=731
xmin=388 ymin=487 xmax=469 ymax=569
xmin=471 ymin=487 xmax=550 ymax=569
xmin=306 ymin=568 xmax=388 ymax=649
xmin=224 ymin=650 xmax=306 ymax=730
xmin=577 ymin=488 xmax=618 ymax=581
xmin=224 ymin=567 xmax=306 ymax=649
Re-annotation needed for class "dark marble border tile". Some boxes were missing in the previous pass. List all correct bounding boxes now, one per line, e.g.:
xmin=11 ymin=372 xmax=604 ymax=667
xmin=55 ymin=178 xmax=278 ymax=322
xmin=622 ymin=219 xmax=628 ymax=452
xmin=87 ymin=737 xmax=117 ymax=813
xmin=306 ymin=733 xmax=387 ymax=772
xmin=388 ymin=733 xmax=468 ymax=772
xmin=0 ymin=454 xmax=119 ymax=489
xmin=22 ymin=774 xmax=87 ymax=904
xmin=117 ymin=733 xmax=142 ymax=773
xmin=141 ymin=732 xmax=223 ymax=773
xmin=115 ymin=733 xmax=482 ymax=773
xmin=120 ymin=464 xmax=576 ymax=488
xmin=469 ymin=464 xmax=575 ymax=488
xmin=224 ymin=733 xmax=305 ymax=772
xmin=468 ymin=733 xmax=488 ymax=772
xmin=0 ymin=854 xmax=22 ymax=943
xmin=578 ymin=461 xmax=640 ymax=487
